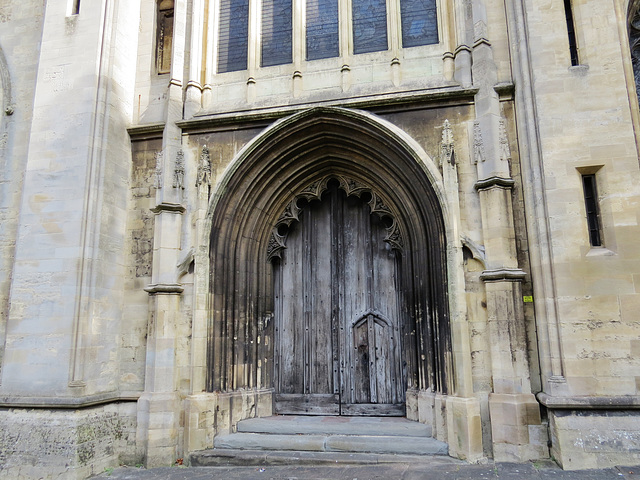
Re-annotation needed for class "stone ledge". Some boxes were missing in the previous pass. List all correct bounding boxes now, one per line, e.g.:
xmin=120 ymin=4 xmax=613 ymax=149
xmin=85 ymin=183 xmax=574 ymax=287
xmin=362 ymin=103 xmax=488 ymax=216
xmin=480 ymin=268 xmax=527 ymax=282
xmin=177 ymin=86 xmax=480 ymax=132
xmin=538 ymin=393 xmax=640 ymax=410
xmin=474 ymin=176 xmax=516 ymax=191
xmin=150 ymin=202 xmax=186 ymax=214
xmin=144 ymin=283 xmax=185 ymax=294
xmin=0 ymin=391 xmax=140 ymax=408
xmin=127 ymin=122 xmax=165 ymax=139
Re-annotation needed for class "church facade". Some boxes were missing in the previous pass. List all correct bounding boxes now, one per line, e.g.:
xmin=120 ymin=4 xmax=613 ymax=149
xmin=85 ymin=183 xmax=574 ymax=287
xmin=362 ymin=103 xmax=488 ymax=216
xmin=0 ymin=0 xmax=639 ymax=478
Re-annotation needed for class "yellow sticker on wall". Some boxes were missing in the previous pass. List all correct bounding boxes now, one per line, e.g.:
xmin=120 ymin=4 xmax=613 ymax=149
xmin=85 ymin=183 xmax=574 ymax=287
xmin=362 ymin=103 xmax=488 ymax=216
xmin=523 ymin=296 xmax=533 ymax=303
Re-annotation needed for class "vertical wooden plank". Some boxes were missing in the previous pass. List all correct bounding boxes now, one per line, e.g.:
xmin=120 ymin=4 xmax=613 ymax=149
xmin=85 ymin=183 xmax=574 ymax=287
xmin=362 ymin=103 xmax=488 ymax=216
xmin=273 ymin=258 xmax=281 ymax=392
xmin=303 ymin=206 xmax=312 ymax=394
xmin=367 ymin=315 xmax=377 ymax=403
xmin=353 ymin=318 xmax=370 ymax=403
xmin=335 ymin=187 xmax=347 ymax=409
xmin=311 ymin=198 xmax=333 ymax=395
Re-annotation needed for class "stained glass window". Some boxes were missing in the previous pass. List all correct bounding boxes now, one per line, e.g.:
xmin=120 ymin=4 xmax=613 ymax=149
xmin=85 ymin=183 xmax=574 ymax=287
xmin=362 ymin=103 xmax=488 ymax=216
xmin=262 ymin=0 xmax=293 ymax=66
xmin=400 ymin=0 xmax=438 ymax=48
xmin=352 ymin=0 xmax=387 ymax=54
xmin=306 ymin=0 xmax=339 ymax=60
xmin=218 ymin=0 xmax=249 ymax=73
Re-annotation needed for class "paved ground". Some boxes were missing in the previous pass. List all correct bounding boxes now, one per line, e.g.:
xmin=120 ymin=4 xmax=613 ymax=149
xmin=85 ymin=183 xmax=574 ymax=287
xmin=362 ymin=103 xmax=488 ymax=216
xmin=91 ymin=461 xmax=640 ymax=480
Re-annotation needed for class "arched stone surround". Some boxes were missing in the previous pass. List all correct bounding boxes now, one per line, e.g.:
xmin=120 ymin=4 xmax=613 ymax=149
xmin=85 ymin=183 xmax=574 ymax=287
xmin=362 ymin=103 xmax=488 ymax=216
xmin=180 ymin=107 xmax=483 ymax=462
xmin=205 ymin=107 xmax=451 ymax=395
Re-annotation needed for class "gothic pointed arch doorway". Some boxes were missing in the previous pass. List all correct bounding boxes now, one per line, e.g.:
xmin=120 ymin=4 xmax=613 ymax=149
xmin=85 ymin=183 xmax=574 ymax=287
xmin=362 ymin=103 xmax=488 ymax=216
xmin=206 ymin=107 xmax=452 ymax=419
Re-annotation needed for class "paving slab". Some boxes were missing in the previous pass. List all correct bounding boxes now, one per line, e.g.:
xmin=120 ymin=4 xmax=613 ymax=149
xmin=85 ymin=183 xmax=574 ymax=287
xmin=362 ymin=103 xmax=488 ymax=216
xmin=617 ymin=466 xmax=640 ymax=480
xmin=90 ymin=462 xmax=640 ymax=480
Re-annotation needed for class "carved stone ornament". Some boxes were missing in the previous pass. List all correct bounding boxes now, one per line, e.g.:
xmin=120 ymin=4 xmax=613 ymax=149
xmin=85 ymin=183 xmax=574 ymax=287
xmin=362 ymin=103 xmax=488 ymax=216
xmin=154 ymin=151 xmax=163 ymax=189
xmin=440 ymin=119 xmax=455 ymax=166
xmin=173 ymin=149 xmax=185 ymax=189
xmin=267 ymin=175 xmax=404 ymax=261
xmin=297 ymin=177 xmax=331 ymax=202
xmin=473 ymin=121 xmax=485 ymax=165
xmin=384 ymin=220 xmax=404 ymax=251
xmin=499 ymin=118 xmax=511 ymax=162
xmin=266 ymin=230 xmax=288 ymax=262
xmin=196 ymin=145 xmax=212 ymax=187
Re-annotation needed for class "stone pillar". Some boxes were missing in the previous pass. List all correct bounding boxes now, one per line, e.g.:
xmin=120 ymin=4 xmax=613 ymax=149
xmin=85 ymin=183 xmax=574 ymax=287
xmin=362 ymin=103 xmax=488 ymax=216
xmin=476 ymin=179 xmax=546 ymax=461
xmin=137 ymin=0 xmax=189 ymax=467
xmin=470 ymin=0 xmax=547 ymax=462
xmin=184 ymin=0 xmax=204 ymax=118
xmin=438 ymin=120 xmax=484 ymax=462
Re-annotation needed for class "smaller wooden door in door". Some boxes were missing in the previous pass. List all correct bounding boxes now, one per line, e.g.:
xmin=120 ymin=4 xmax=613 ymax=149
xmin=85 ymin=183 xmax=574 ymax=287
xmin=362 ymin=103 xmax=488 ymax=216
xmin=344 ymin=313 xmax=401 ymax=415
xmin=273 ymin=181 xmax=405 ymax=415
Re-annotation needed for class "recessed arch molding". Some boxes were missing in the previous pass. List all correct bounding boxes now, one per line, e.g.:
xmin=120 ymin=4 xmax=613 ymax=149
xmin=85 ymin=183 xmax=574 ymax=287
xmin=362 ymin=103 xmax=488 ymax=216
xmin=206 ymin=106 xmax=453 ymax=399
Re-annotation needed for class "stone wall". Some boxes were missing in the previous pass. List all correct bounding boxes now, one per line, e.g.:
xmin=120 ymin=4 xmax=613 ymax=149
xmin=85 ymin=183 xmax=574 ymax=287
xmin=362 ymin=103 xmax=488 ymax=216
xmin=549 ymin=410 xmax=640 ymax=469
xmin=0 ymin=403 xmax=138 ymax=480
xmin=0 ymin=0 xmax=46 ymax=383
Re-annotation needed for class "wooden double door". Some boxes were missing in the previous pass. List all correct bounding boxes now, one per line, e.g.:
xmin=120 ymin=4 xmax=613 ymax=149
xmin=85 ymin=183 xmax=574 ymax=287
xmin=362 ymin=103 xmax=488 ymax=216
xmin=273 ymin=184 xmax=405 ymax=416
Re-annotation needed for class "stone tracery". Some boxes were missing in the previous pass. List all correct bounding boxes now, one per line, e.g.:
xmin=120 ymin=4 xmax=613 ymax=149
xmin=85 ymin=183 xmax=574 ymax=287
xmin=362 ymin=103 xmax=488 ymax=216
xmin=267 ymin=175 xmax=404 ymax=261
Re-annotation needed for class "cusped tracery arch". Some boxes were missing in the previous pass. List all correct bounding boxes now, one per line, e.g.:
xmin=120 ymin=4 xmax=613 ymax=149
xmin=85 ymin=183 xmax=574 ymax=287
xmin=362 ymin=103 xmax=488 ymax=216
xmin=267 ymin=174 xmax=404 ymax=261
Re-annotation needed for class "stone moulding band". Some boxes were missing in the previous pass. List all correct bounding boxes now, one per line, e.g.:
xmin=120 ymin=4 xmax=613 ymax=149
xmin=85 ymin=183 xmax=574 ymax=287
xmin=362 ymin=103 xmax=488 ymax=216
xmin=474 ymin=176 xmax=516 ymax=191
xmin=176 ymin=86 xmax=482 ymax=132
xmin=537 ymin=392 xmax=640 ymax=410
xmin=151 ymin=202 xmax=186 ymax=214
xmin=480 ymin=268 xmax=526 ymax=282
xmin=144 ymin=283 xmax=185 ymax=294
xmin=0 ymin=392 xmax=141 ymax=409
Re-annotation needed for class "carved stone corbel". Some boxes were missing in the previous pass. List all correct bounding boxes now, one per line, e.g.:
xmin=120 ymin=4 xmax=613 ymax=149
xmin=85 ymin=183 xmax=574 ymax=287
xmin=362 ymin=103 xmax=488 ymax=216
xmin=498 ymin=118 xmax=512 ymax=163
xmin=173 ymin=150 xmax=185 ymax=189
xmin=154 ymin=151 xmax=163 ymax=189
xmin=440 ymin=119 xmax=455 ymax=166
xmin=196 ymin=145 xmax=211 ymax=187
xmin=473 ymin=121 xmax=485 ymax=165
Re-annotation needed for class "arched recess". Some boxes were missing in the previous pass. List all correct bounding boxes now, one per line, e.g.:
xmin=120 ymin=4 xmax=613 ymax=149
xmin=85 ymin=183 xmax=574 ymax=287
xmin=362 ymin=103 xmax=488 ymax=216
xmin=205 ymin=107 xmax=452 ymax=407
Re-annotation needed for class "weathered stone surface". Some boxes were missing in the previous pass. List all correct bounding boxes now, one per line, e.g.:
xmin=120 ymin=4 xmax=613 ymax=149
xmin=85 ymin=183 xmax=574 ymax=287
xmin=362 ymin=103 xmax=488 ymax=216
xmin=0 ymin=0 xmax=639 ymax=476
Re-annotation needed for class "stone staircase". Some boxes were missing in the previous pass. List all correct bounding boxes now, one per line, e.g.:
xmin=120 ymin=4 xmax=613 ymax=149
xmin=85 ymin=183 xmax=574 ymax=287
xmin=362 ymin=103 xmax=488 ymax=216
xmin=190 ymin=415 xmax=453 ymax=467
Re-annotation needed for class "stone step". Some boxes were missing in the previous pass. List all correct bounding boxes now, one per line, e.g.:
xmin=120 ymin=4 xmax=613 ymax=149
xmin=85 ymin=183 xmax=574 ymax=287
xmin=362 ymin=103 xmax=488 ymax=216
xmin=236 ymin=415 xmax=433 ymax=437
xmin=190 ymin=448 xmax=461 ymax=467
xmin=213 ymin=432 xmax=448 ymax=456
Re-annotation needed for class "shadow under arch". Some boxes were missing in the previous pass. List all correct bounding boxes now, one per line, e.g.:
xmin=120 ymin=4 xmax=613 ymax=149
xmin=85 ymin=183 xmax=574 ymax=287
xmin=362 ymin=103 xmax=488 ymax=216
xmin=205 ymin=106 xmax=453 ymax=404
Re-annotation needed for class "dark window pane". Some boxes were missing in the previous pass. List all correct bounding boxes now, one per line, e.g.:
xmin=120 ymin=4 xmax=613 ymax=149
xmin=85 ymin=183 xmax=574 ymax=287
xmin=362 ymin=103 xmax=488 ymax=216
xmin=218 ymin=0 xmax=249 ymax=73
xmin=582 ymin=174 xmax=602 ymax=247
xmin=564 ymin=0 xmax=579 ymax=65
xmin=352 ymin=0 xmax=388 ymax=54
xmin=306 ymin=0 xmax=339 ymax=60
xmin=400 ymin=0 xmax=438 ymax=48
xmin=262 ymin=0 xmax=293 ymax=66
